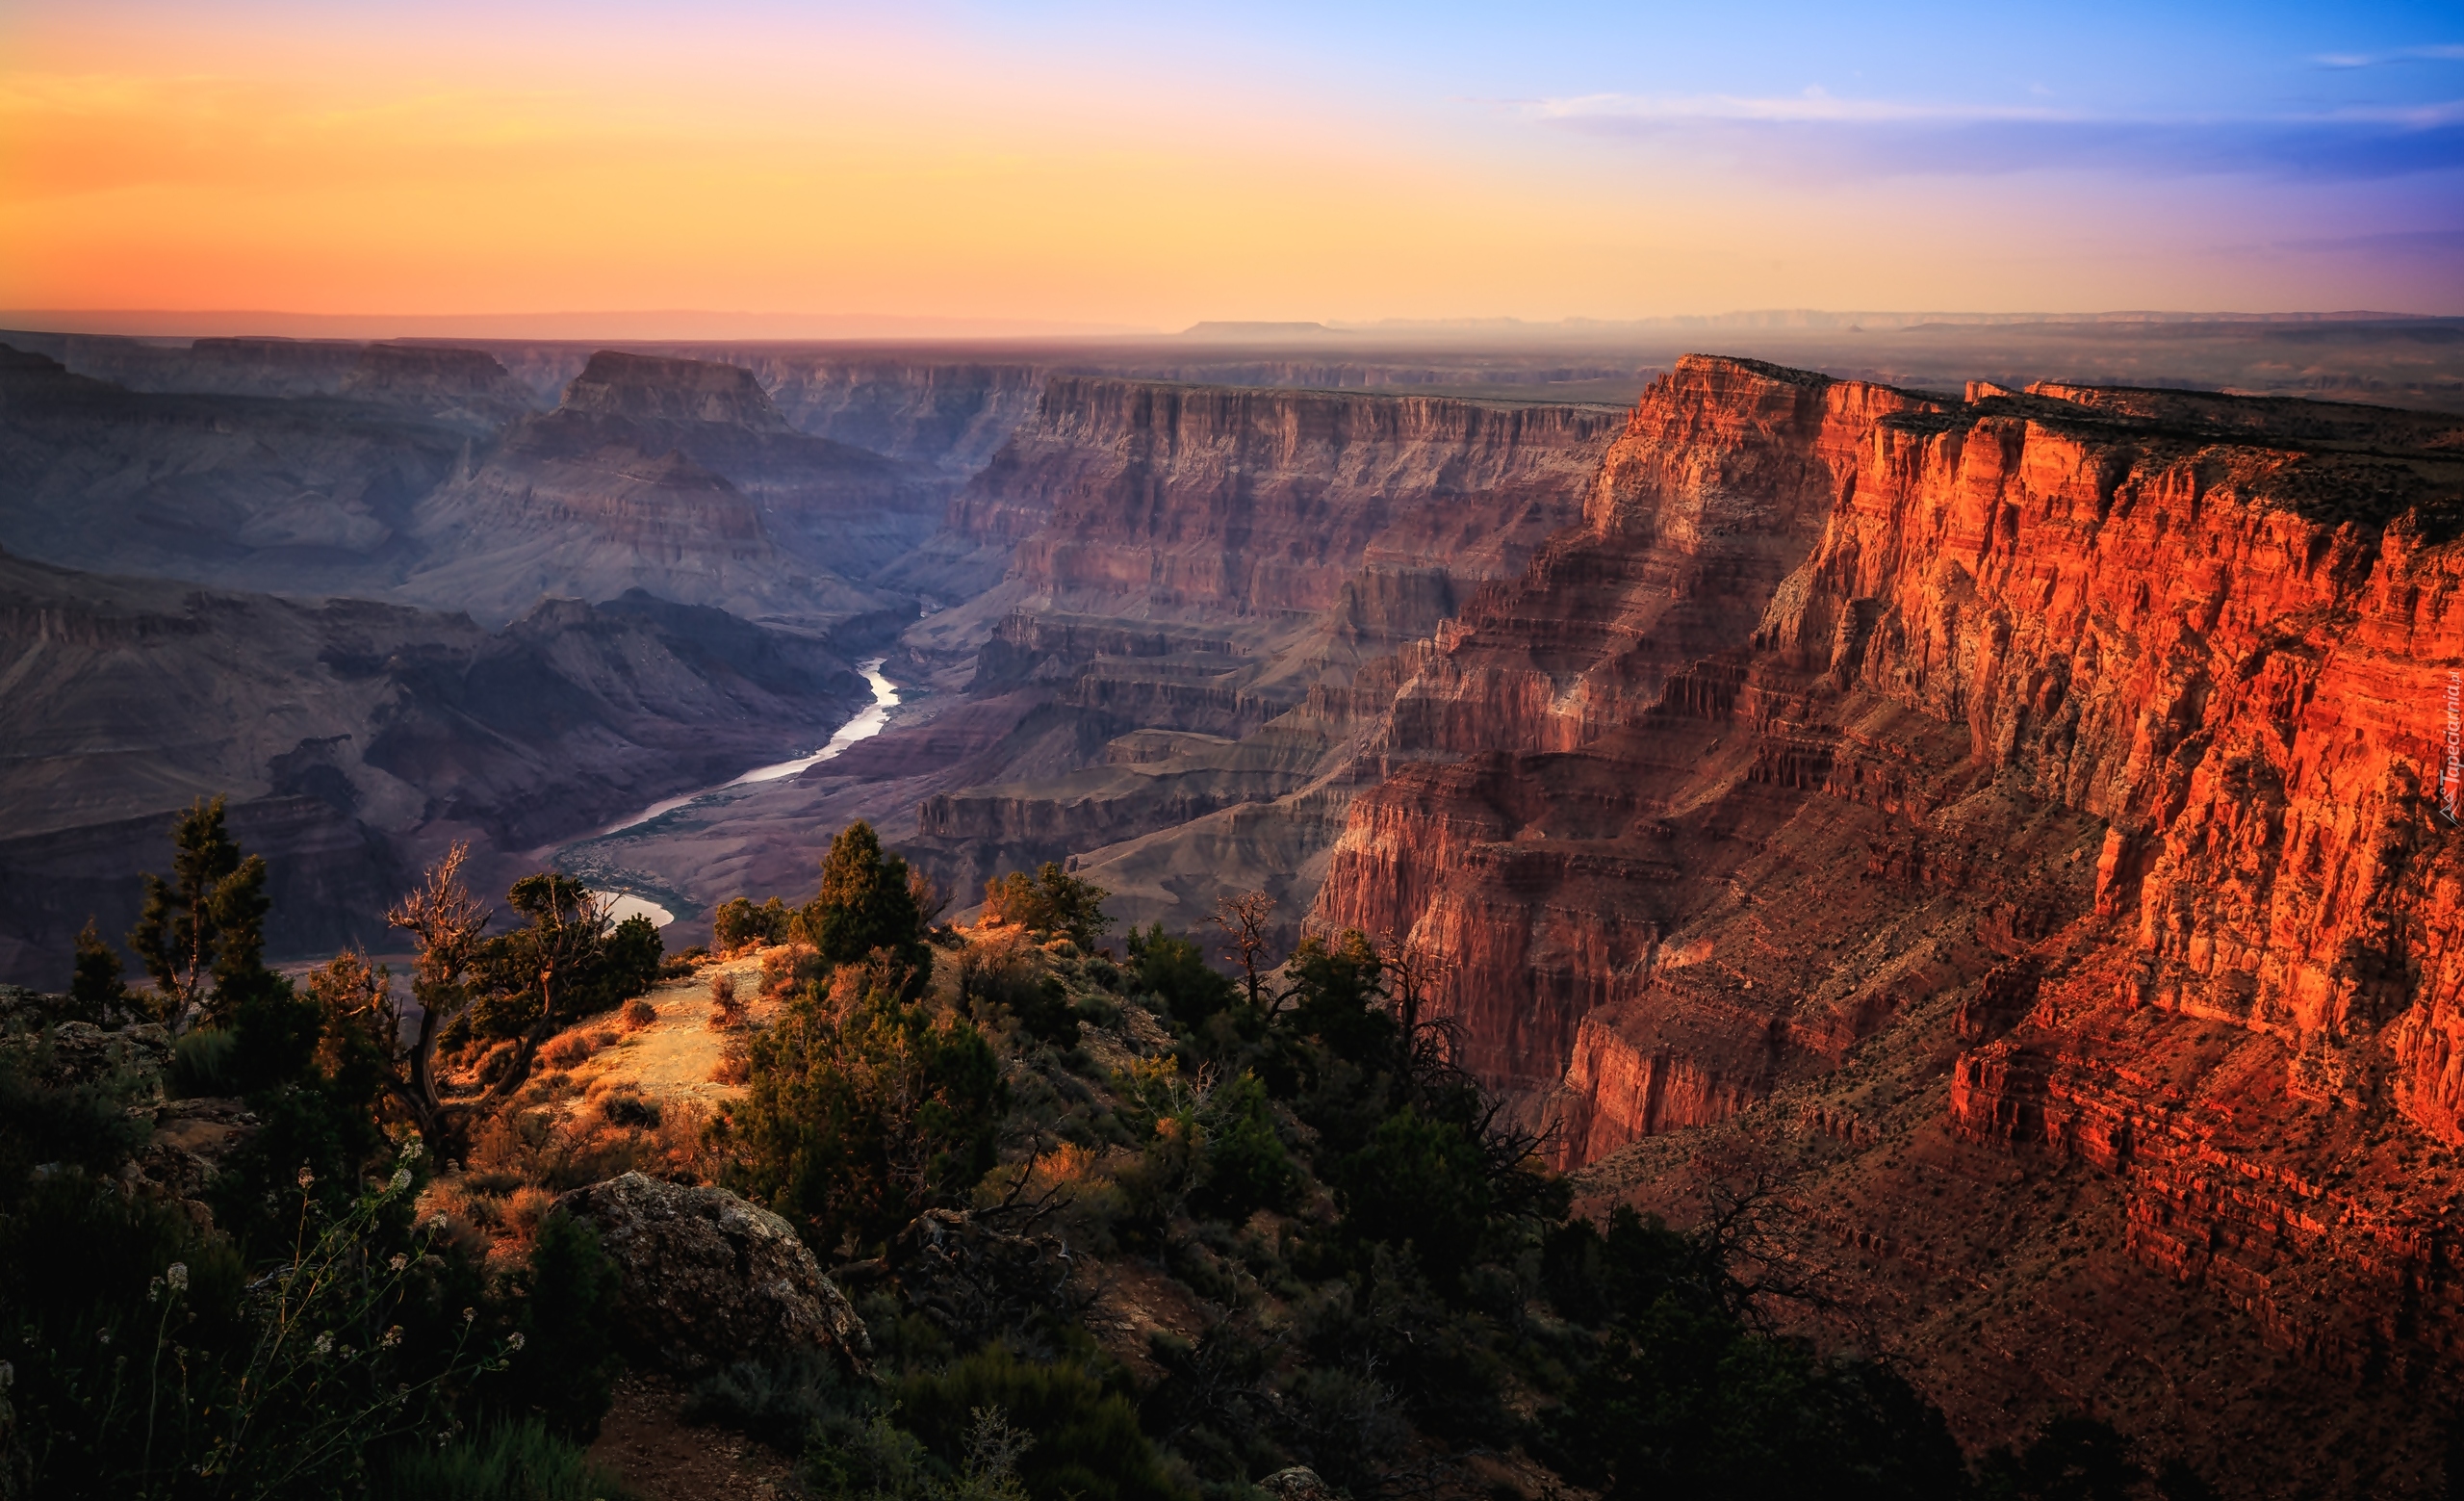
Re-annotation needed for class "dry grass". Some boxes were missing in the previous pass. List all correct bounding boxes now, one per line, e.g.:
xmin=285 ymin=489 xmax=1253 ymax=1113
xmin=706 ymin=972 xmax=742 ymax=1031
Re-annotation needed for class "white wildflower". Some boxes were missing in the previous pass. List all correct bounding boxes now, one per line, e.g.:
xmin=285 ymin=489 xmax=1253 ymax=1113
xmin=388 ymin=1168 xmax=412 ymax=1194
xmin=462 ymin=1307 xmax=476 ymax=1323
xmin=313 ymin=1332 xmax=333 ymax=1358
xmin=398 ymin=1138 xmax=424 ymax=1162
xmin=382 ymin=1325 xmax=403 ymax=1348
xmin=166 ymin=1261 xmax=189 ymax=1293
xmin=504 ymin=1332 xmax=526 ymax=1353
xmin=296 ymin=1166 xmax=316 ymax=1191
xmin=389 ymin=1254 xmax=408 ymax=1274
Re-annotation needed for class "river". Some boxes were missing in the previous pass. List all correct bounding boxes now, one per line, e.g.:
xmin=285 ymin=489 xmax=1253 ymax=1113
xmin=585 ymin=657 xmax=901 ymax=927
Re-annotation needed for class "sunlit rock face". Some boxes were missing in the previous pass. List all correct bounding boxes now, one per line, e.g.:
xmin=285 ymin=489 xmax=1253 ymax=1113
xmin=1314 ymin=354 xmax=2464 ymax=1162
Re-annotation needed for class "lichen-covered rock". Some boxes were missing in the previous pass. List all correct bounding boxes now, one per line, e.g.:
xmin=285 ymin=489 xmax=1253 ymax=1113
xmin=1259 ymin=1467 xmax=1336 ymax=1501
xmin=552 ymin=1172 xmax=869 ymax=1376
xmin=0 ymin=988 xmax=172 ymax=1092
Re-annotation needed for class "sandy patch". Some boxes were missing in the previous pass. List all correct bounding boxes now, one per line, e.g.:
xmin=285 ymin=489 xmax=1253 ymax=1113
xmin=561 ymin=949 xmax=780 ymax=1109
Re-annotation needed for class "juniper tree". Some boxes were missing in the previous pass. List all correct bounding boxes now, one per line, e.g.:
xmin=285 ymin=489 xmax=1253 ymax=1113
xmin=804 ymin=821 xmax=929 ymax=977
xmin=127 ymin=796 xmax=271 ymax=1030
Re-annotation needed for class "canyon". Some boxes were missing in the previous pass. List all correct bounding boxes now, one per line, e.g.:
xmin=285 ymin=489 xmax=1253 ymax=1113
xmin=6 ymin=319 xmax=2464 ymax=1490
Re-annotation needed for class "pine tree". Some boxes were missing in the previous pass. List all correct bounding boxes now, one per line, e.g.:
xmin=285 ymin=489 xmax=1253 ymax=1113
xmin=127 ymin=796 xmax=271 ymax=1029
xmin=802 ymin=821 xmax=928 ymax=977
xmin=66 ymin=918 xmax=131 ymax=1023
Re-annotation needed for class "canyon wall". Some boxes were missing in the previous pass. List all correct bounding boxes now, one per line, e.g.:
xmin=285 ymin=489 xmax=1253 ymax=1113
xmin=403 ymin=351 xmax=947 ymax=628
xmin=961 ymin=376 xmax=1624 ymax=624
xmin=885 ymin=379 xmax=1626 ymax=914
xmin=1299 ymin=354 xmax=2464 ymax=1475
xmin=0 ymin=549 xmax=871 ymax=984
xmin=1316 ymin=356 xmax=2463 ymax=1152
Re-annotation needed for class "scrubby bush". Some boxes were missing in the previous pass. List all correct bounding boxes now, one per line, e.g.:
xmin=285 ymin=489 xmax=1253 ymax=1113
xmin=1191 ymin=1073 xmax=1299 ymax=1224
xmin=720 ymin=977 xmax=1004 ymax=1254
xmin=898 ymin=1346 xmax=1189 ymax=1501
xmin=713 ymin=895 xmax=796 ymax=951
xmin=981 ymin=865 xmax=1111 ymax=950
xmin=686 ymin=1347 xmax=861 ymax=1452
xmin=372 ymin=1418 xmax=633 ymax=1501
xmin=490 ymin=1209 xmax=622 ymax=1439
xmin=806 ymin=822 xmax=931 ymax=977
xmin=1122 ymin=925 xmax=1237 ymax=1032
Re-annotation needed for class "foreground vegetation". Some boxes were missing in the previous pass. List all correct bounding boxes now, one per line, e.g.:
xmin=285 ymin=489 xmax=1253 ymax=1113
xmin=0 ymin=804 xmax=2207 ymax=1499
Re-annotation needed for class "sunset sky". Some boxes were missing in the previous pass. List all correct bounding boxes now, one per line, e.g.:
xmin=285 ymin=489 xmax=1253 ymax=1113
xmin=2 ymin=0 xmax=2458 ymax=331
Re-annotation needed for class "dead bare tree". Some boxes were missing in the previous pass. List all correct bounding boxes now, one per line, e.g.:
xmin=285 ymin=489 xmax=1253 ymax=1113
xmin=1213 ymin=890 xmax=1279 ymax=1013
xmin=1377 ymin=931 xmax=1451 ymax=1059
xmin=378 ymin=845 xmax=608 ymax=1148
xmin=909 ymin=866 xmax=951 ymax=929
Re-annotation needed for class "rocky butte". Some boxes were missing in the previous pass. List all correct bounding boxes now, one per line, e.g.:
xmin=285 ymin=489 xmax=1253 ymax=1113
xmin=1309 ymin=354 xmax=2464 ymax=1487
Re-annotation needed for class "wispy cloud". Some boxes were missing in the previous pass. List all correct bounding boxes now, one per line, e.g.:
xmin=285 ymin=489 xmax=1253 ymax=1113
xmin=2314 ymin=44 xmax=2464 ymax=69
xmin=1516 ymin=91 xmax=2464 ymax=181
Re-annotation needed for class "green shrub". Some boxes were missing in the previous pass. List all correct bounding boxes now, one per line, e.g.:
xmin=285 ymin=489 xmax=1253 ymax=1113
xmin=1122 ymin=926 xmax=1237 ymax=1032
xmin=899 ymin=1346 xmax=1191 ymax=1501
xmin=372 ymin=1417 xmax=634 ymax=1501
xmin=713 ymin=896 xmax=796 ymax=949
xmin=720 ymin=983 xmax=1004 ymax=1254
xmin=805 ymin=822 xmax=931 ymax=976
xmin=685 ymin=1347 xmax=860 ymax=1451
xmin=981 ymin=865 xmax=1111 ymax=951
xmin=1192 ymin=1074 xmax=1298 ymax=1224
xmin=1332 ymin=1105 xmax=1491 ymax=1280
xmin=494 ymin=1210 xmax=621 ymax=1439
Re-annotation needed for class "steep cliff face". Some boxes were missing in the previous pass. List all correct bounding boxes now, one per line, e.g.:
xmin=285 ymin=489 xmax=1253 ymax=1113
xmin=1318 ymin=357 xmax=2463 ymax=1154
xmin=336 ymin=345 xmax=537 ymax=431
xmin=736 ymin=356 xmax=1044 ymax=472
xmin=1303 ymin=355 xmax=2464 ymax=1473
xmin=957 ymin=376 xmax=1622 ymax=622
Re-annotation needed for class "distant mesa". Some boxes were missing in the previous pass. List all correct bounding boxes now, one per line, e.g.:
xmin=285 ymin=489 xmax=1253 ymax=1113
xmin=1176 ymin=321 xmax=1329 ymax=339
xmin=558 ymin=349 xmax=790 ymax=428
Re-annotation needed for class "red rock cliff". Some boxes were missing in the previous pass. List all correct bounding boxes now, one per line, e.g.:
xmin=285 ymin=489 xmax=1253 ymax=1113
xmin=1316 ymin=355 xmax=2464 ymax=1155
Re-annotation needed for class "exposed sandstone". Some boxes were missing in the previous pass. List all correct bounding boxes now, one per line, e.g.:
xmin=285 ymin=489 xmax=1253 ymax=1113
xmin=1308 ymin=352 xmax=2464 ymax=1479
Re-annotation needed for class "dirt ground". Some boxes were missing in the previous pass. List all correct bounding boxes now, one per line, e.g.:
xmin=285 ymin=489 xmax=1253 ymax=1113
xmin=561 ymin=948 xmax=780 ymax=1109
xmin=587 ymin=1371 xmax=802 ymax=1501
xmin=560 ymin=948 xmax=807 ymax=1496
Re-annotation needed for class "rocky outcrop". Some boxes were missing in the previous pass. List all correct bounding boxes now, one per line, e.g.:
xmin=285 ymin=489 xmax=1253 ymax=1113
xmin=552 ymin=1172 xmax=870 ymax=1376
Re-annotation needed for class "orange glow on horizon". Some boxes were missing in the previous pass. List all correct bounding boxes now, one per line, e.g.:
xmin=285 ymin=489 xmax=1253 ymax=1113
xmin=1 ymin=7 xmax=2450 ymax=327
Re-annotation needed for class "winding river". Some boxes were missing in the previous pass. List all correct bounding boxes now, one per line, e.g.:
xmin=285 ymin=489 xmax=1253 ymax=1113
xmin=585 ymin=658 xmax=902 ymax=927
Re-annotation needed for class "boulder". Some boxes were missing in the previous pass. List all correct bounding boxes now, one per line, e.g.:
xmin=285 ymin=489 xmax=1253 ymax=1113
xmin=1259 ymin=1467 xmax=1336 ymax=1501
xmin=552 ymin=1172 xmax=870 ymax=1376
